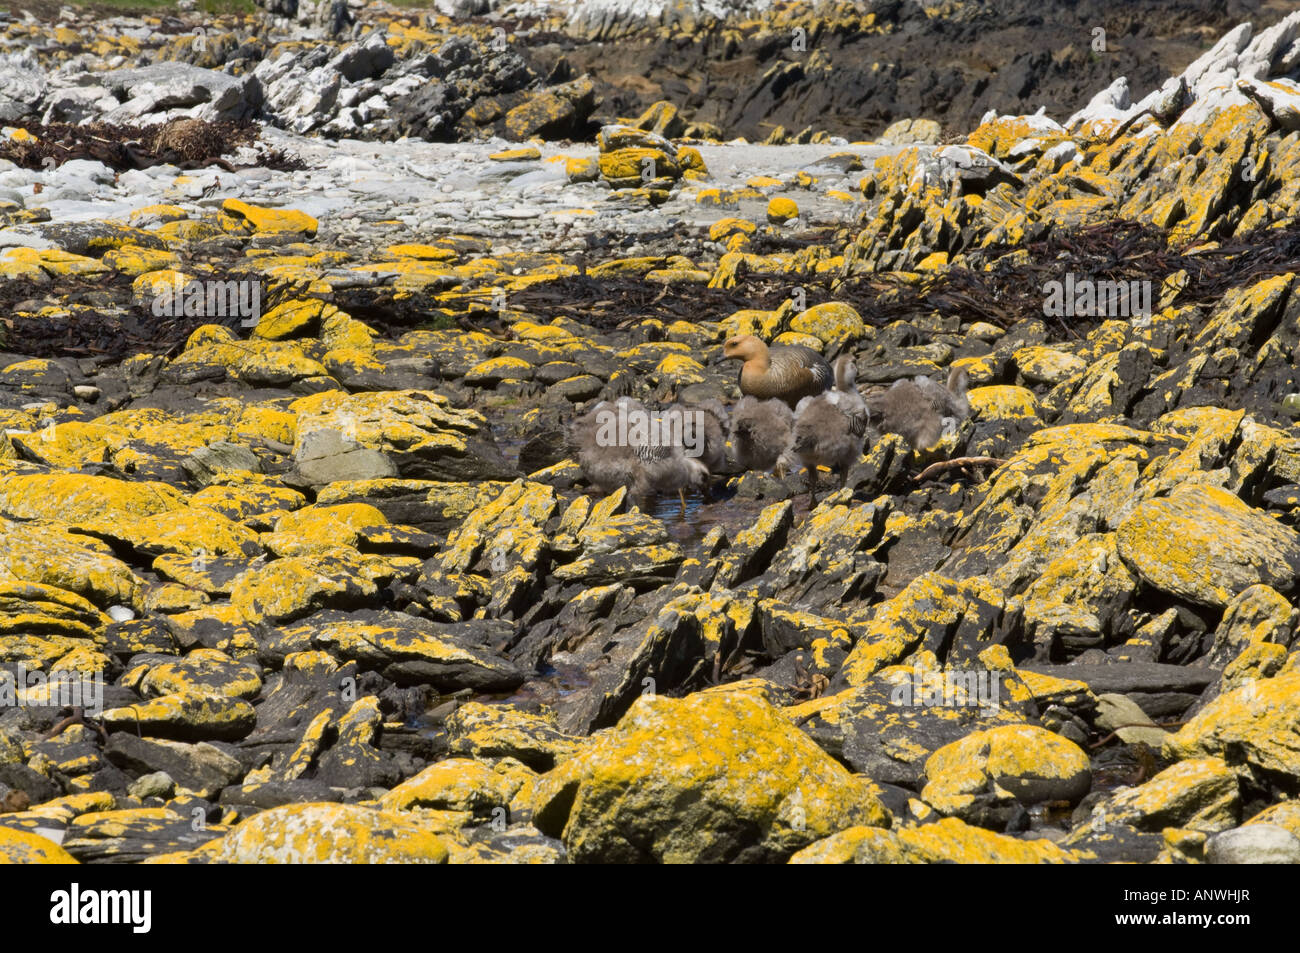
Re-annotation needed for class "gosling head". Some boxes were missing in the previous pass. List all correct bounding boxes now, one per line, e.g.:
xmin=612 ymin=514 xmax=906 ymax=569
xmin=833 ymin=355 xmax=858 ymax=390
xmin=723 ymin=334 xmax=765 ymax=362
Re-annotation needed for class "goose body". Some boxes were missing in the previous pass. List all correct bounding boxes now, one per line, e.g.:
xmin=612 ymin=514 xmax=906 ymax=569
xmin=723 ymin=334 xmax=832 ymax=409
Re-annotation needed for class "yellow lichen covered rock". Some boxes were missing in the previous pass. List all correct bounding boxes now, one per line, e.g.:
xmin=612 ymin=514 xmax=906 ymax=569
xmin=380 ymin=758 xmax=527 ymax=816
xmin=967 ymin=385 xmax=1040 ymax=421
xmin=531 ymin=691 xmax=887 ymax=862
xmin=1094 ymin=758 xmax=1239 ymax=833
xmin=1116 ymin=483 xmax=1300 ymax=607
xmin=230 ymin=550 xmax=377 ymax=623
xmin=0 ymin=473 xmax=184 ymax=530
xmin=791 ymin=817 xmax=1082 ymax=864
xmin=101 ymin=690 xmax=256 ymax=741
xmin=0 ymin=827 xmax=78 ymax=864
xmin=922 ymin=724 xmax=1092 ymax=821
xmin=220 ymin=199 xmax=317 ymax=237
xmin=788 ymin=301 xmax=866 ymax=344
xmin=839 ymin=573 xmax=1004 ymax=685
xmin=212 ymin=803 xmax=451 ymax=863
xmin=767 ymin=196 xmax=799 ymax=223
xmin=445 ymin=702 xmax=580 ymax=769
xmin=1163 ymin=672 xmax=1300 ymax=779
xmin=127 ymin=648 xmax=263 ymax=700
xmin=0 ymin=519 xmax=142 ymax=607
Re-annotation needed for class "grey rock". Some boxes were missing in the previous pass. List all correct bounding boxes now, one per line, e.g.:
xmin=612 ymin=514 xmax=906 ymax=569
xmin=1093 ymin=693 xmax=1168 ymax=747
xmin=0 ymin=52 xmax=46 ymax=123
xmin=128 ymin=771 xmax=176 ymax=800
xmin=1019 ymin=662 xmax=1218 ymax=695
xmin=105 ymin=734 xmax=244 ymax=800
xmin=328 ymin=30 xmax=394 ymax=82
xmin=184 ymin=441 xmax=265 ymax=485
xmin=294 ymin=427 xmax=398 ymax=485
xmin=98 ymin=62 xmax=262 ymax=124
xmin=1207 ymin=824 xmax=1300 ymax=864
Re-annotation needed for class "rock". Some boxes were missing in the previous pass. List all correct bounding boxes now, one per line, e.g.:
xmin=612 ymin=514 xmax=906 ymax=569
xmin=276 ymin=609 xmax=524 ymax=691
xmin=1116 ymin=483 xmax=1300 ymax=607
xmin=219 ymin=779 xmax=342 ymax=811
xmin=380 ymin=758 xmax=525 ymax=817
xmin=0 ymin=52 xmax=46 ymax=123
xmin=101 ymin=691 xmax=256 ymax=742
xmin=1207 ymin=824 xmax=1300 ymax=864
xmin=211 ymin=803 xmax=452 ymax=863
xmin=230 ymin=551 xmax=377 ymax=623
xmin=184 ymin=442 xmax=264 ymax=485
xmin=767 ymin=196 xmax=798 ymax=224
xmin=293 ymin=428 xmax=398 ymax=485
xmin=291 ymin=390 xmax=516 ymax=483
xmin=62 ymin=807 xmax=225 ymax=863
xmin=880 ymin=118 xmax=942 ymax=144
xmin=328 ymin=30 xmax=395 ymax=83
xmin=532 ymin=690 xmax=888 ymax=862
xmin=790 ymin=816 xmax=1081 ymax=864
xmin=312 ymin=696 xmax=402 ymax=788
xmin=1164 ymin=672 xmax=1300 ymax=780
xmin=504 ymin=76 xmax=595 ymax=140
xmin=98 ymin=62 xmax=261 ymax=124
xmin=127 ymin=648 xmax=263 ymax=699
xmin=1019 ymin=661 xmax=1216 ymax=695
xmin=105 ymin=734 xmax=244 ymax=799
xmin=795 ymin=665 xmax=1028 ymax=787
xmin=445 ymin=702 xmax=581 ymax=770
xmin=0 ymin=826 xmax=79 ymax=864
xmin=837 ymin=573 xmax=1007 ymax=686
xmin=1095 ymin=758 xmax=1240 ymax=833
xmin=922 ymin=724 xmax=1092 ymax=825
xmin=127 ymin=772 xmax=176 ymax=800
xmin=1093 ymin=693 xmax=1168 ymax=748
xmin=1201 ymin=584 xmax=1297 ymax=668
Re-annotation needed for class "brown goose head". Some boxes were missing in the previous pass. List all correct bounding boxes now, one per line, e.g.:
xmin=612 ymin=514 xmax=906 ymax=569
xmin=722 ymin=334 xmax=768 ymax=366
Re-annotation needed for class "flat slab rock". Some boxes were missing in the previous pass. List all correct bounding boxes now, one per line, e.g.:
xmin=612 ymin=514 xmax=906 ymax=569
xmin=1019 ymin=661 xmax=1218 ymax=695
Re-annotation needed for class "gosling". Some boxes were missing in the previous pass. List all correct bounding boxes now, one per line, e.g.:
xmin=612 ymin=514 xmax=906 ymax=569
xmin=729 ymin=396 xmax=794 ymax=472
xmin=633 ymin=404 xmax=713 ymax=515
xmin=722 ymin=334 xmax=832 ymax=409
xmin=681 ymin=398 xmax=729 ymax=477
xmin=787 ymin=355 xmax=869 ymax=503
xmin=867 ymin=366 xmax=970 ymax=450
xmin=571 ymin=396 xmax=644 ymax=494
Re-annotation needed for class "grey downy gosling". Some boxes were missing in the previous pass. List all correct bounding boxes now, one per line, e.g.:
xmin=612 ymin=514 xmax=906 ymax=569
xmin=682 ymin=398 xmax=729 ymax=479
xmin=571 ymin=398 xmax=710 ymax=514
xmin=866 ymin=366 xmax=970 ymax=450
xmin=787 ymin=355 xmax=869 ymax=503
xmin=729 ymin=395 xmax=795 ymax=473
xmin=571 ymin=396 xmax=644 ymax=494
xmin=633 ymin=403 xmax=712 ymax=515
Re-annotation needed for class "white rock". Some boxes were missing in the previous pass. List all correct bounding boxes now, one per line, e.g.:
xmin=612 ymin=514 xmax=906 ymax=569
xmin=1207 ymin=824 xmax=1300 ymax=864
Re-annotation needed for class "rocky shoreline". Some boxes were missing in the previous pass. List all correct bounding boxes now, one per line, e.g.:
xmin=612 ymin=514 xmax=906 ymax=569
xmin=2 ymin=0 xmax=1300 ymax=864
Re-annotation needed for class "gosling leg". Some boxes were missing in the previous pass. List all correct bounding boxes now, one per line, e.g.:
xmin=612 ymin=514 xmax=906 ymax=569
xmin=678 ymin=488 xmax=688 ymax=518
